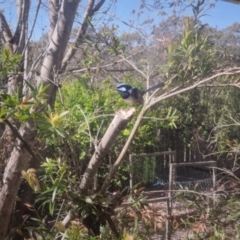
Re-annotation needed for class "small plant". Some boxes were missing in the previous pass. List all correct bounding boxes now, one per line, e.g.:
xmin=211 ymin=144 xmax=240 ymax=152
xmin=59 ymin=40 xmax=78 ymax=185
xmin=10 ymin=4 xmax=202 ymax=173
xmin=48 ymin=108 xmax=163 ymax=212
xmin=0 ymin=48 xmax=21 ymax=79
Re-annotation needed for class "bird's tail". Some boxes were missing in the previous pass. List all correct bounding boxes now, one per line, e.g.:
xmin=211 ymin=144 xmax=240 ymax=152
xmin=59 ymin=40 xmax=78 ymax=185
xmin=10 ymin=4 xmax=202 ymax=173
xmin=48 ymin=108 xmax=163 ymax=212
xmin=142 ymin=82 xmax=165 ymax=94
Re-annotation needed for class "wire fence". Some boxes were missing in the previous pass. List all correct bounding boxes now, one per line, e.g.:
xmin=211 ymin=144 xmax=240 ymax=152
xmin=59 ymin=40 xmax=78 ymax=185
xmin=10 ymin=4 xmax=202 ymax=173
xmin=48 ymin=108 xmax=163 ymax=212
xmin=130 ymin=151 xmax=215 ymax=192
xmin=129 ymin=152 xmax=217 ymax=240
xmin=129 ymin=151 xmax=176 ymax=192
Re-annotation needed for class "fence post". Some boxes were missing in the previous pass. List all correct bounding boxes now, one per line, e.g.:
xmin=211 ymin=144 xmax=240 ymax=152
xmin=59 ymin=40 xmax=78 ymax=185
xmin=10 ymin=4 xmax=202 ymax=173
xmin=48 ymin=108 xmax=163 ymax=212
xmin=129 ymin=154 xmax=133 ymax=194
xmin=169 ymin=163 xmax=173 ymax=215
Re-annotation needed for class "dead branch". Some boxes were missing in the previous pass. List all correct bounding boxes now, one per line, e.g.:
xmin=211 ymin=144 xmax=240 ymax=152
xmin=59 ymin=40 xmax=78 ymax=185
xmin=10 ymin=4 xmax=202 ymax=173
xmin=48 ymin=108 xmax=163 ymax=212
xmin=61 ymin=44 xmax=158 ymax=77
xmin=80 ymin=107 xmax=136 ymax=194
xmin=62 ymin=209 xmax=76 ymax=228
xmin=100 ymin=106 xmax=147 ymax=194
xmin=120 ymin=55 xmax=147 ymax=79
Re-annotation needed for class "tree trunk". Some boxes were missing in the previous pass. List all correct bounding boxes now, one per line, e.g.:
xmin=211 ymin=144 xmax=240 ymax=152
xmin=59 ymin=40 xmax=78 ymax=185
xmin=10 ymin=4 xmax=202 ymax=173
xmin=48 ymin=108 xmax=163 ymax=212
xmin=0 ymin=0 xmax=108 ymax=238
xmin=0 ymin=124 xmax=32 ymax=239
xmin=40 ymin=0 xmax=81 ymax=106
xmin=80 ymin=108 xmax=136 ymax=194
xmin=0 ymin=1 xmax=81 ymax=238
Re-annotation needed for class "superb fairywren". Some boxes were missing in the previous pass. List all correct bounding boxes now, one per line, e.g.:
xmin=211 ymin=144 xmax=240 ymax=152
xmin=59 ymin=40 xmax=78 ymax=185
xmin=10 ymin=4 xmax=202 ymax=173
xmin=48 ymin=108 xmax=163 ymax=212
xmin=116 ymin=82 xmax=164 ymax=104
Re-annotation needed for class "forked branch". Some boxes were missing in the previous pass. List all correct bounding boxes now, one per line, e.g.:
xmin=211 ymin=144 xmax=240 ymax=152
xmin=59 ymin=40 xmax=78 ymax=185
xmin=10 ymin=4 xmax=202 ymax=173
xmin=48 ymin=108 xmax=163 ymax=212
xmin=61 ymin=0 xmax=106 ymax=71
xmin=100 ymin=67 xmax=240 ymax=194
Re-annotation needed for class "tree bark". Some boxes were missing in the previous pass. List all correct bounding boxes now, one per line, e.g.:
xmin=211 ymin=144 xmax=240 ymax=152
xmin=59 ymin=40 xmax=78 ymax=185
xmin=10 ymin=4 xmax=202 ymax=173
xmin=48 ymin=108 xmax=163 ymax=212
xmin=0 ymin=11 xmax=13 ymax=43
xmin=61 ymin=0 xmax=105 ymax=71
xmin=0 ymin=0 xmax=107 ymax=238
xmin=0 ymin=124 xmax=33 ymax=240
xmin=40 ymin=0 xmax=81 ymax=106
xmin=0 ymin=1 xmax=81 ymax=238
xmin=100 ymin=106 xmax=148 ymax=194
xmin=11 ymin=0 xmax=30 ymax=53
xmin=48 ymin=0 xmax=61 ymax=40
xmin=80 ymin=108 xmax=136 ymax=194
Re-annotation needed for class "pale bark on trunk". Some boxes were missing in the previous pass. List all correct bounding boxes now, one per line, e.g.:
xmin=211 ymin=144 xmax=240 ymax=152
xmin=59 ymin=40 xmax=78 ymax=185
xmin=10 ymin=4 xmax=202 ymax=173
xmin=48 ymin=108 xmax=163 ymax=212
xmin=0 ymin=0 xmax=108 ymax=238
xmin=40 ymin=0 xmax=81 ymax=106
xmin=79 ymin=108 xmax=136 ymax=195
xmin=0 ymin=1 xmax=80 ymax=238
xmin=11 ymin=0 xmax=30 ymax=53
xmin=6 ymin=0 xmax=30 ymax=95
xmin=100 ymin=106 xmax=148 ymax=194
xmin=0 ymin=123 xmax=33 ymax=239
xmin=61 ymin=0 xmax=105 ymax=71
xmin=48 ymin=0 xmax=61 ymax=40
xmin=0 ymin=12 xmax=13 ymax=43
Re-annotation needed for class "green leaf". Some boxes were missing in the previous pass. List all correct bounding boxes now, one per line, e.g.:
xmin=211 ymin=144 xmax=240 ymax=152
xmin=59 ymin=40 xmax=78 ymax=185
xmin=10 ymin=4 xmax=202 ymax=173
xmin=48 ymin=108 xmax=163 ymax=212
xmin=59 ymin=111 xmax=69 ymax=117
xmin=52 ymin=187 xmax=58 ymax=202
xmin=122 ymin=129 xmax=130 ymax=136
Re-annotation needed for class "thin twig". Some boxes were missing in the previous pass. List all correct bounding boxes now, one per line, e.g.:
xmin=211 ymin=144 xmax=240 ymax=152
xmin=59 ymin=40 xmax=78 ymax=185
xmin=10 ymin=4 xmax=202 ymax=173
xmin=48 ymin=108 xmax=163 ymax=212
xmin=22 ymin=0 xmax=42 ymax=56
xmin=120 ymin=55 xmax=147 ymax=79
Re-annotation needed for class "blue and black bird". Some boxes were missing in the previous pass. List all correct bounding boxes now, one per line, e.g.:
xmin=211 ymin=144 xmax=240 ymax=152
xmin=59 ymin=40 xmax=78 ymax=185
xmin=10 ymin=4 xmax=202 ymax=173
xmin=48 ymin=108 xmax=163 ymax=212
xmin=116 ymin=82 xmax=165 ymax=104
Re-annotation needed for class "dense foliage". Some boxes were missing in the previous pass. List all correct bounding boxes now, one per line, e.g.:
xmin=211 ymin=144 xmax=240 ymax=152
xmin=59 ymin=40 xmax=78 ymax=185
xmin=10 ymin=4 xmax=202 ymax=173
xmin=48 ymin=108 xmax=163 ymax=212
xmin=1 ymin=1 xmax=240 ymax=239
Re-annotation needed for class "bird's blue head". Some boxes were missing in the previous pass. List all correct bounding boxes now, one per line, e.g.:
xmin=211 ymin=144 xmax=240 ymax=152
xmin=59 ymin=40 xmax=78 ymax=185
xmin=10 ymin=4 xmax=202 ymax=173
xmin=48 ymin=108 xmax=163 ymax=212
xmin=116 ymin=83 xmax=134 ymax=99
xmin=116 ymin=83 xmax=143 ymax=104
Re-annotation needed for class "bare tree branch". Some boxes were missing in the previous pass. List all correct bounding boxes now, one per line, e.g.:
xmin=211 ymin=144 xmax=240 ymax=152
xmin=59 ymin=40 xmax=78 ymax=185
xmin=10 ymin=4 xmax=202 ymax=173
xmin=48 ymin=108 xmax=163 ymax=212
xmin=120 ymin=55 xmax=147 ymax=79
xmin=148 ymin=68 xmax=240 ymax=109
xmin=197 ymin=83 xmax=240 ymax=88
xmin=80 ymin=108 xmax=136 ymax=194
xmin=48 ymin=0 xmax=60 ymax=39
xmin=60 ymin=0 xmax=106 ymax=71
xmin=60 ymin=44 xmax=156 ymax=77
xmin=19 ymin=0 xmax=30 ymax=51
xmin=23 ymin=0 xmax=42 ymax=56
xmin=23 ymin=0 xmax=42 ymax=81
xmin=100 ymin=67 xmax=240 ymax=195
xmin=100 ymin=105 xmax=147 ymax=194
xmin=24 ymin=44 xmax=48 ymax=86
xmin=0 ymin=10 xmax=13 ymax=43
xmin=60 ymin=57 xmax=125 ymax=76
xmin=11 ymin=0 xmax=30 ymax=52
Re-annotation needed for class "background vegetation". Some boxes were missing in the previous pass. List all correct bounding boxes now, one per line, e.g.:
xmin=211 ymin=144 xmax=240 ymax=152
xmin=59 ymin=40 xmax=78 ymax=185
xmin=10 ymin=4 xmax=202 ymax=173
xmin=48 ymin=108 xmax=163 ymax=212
xmin=1 ymin=0 xmax=240 ymax=239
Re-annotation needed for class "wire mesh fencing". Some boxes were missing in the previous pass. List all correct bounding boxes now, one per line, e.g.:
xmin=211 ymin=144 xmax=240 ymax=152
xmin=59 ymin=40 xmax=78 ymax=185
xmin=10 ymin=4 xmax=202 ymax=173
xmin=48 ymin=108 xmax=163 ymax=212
xmin=129 ymin=152 xmax=217 ymax=239
xmin=130 ymin=151 xmax=216 ymax=240
xmin=130 ymin=152 xmax=216 ymax=193
xmin=129 ymin=151 xmax=176 ymax=193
